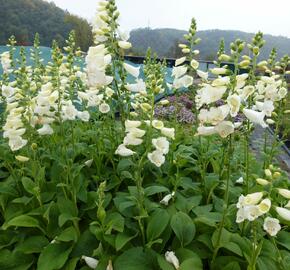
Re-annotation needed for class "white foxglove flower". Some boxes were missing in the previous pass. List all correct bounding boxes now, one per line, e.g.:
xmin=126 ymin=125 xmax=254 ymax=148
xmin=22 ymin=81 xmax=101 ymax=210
xmin=165 ymin=251 xmax=180 ymax=270
xmin=152 ymin=120 xmax=164 ymax=130
xmin=196 ymin=70 xmax=208 ymax=80
xmin=2 ymin=85 xmax=15 ymax=98
xmin=0 ymin=51 xmax=12 ymax=73
xmin=99 ymin=103 xmax=110 ymax=113
xmin=210 ymin=67 xmax=227 ymax=75
xmin=172 ymin=66 xmax=187 ymax=79
xmin=244 ymin=192 xmax=264 ymax=205
xmin=125 ymin=79 xmax=146 ymax=93
xmin=196 ymin=126 xmax=217 ymax=136
xmin=276 ymin=207 xmax=290 ymax=221
xmin=115 ymin=144 xmax=135 ymax=157
xmin=84 ymin=159 xmax=93 ymax=167
xmin=161 ymin=127 xmax=175 ymax=140
xmin=197 ymin=85 xmax=227 ymax=107
xmin=37 ymin=124 xmax=54 ymax=136
xmin=243 ymin=109 xmax=267 ymax=128
xmin=263 ymin=217 xmax=281 ymax=236
xmin=62 ymin=102 xmax=78 ymax=121
xmin=236 ymin=177 xmax=244 ymax=184
xmin=152 ymin=137 xmax=169 ymax=154
xmin=123 ymin=63 xmax=140 ymax=78
xmin=277 ymin=189 xmax=290 ymax=199
xmin=9 ymin=136 xmax=28 ymax=151
xmin=244 ymin=205 xmax=263 ymax=221
xmin=82 ymin=256 xmax=99 ymax=269
xmin=214 ymin=121 xmax=234 ymax=138
xmin=125 ymin=120 xmax=142 ymax=130
xmin=173 ymin=75 xmax=193 ymax=89
xmin=148 ymin=150 xmax=165 ymax=167
xmin=128 ymin=128 xmax=146 ymax=138
xmin=160 ymin=192 xmax=175 ymax=206
xmin=212 ymin=76 xmax=230 ymax=87
xmin=106 ymin=260 xmax=113 ymax=270
xmin=278 ymin=87 xmax=287 ymax=99
xmin=15 ymin=155 xmax=29 ymax=162
xmin=123 ymin=133 xmax=143 ymax=146
xmin=77 ymin=111 xmax=90 ymax=122
xmin=240 ymin=85 xmax=255 ymax=100
xmin=258 ymin=198 xmax=271 ymax=214
xmin=190 ymin=59 xmax=199 ymax=70
xmin=175 ymin=57 xmax=186 ymax=66
xmin=227 ymin=94 xmax=241 ymax=117
xmin=118 ymin=40 xmax=132 ymax=49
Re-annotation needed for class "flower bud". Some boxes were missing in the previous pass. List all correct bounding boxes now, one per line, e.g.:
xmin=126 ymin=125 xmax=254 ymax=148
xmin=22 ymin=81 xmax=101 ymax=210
xmin=273 ymin=171 xmax=281 ymax=179
xmin=264 ymin=169 xmax=272 ymax=179
xmin=15 ymin=155 xmax=29 ymax=162
xmin=256 ymin=178 xmax=269 ymax=186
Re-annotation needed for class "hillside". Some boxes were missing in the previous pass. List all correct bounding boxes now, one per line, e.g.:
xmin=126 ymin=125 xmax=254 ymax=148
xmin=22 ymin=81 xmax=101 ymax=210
xmin=129 ymin=28 xmax=290 ymax=60
xmin=0 ymin=0 xmax=92 ymax=51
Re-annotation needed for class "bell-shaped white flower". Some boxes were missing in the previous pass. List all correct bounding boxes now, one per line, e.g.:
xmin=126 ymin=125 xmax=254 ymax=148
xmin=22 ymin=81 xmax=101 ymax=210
xmin=152 ymin=120 xmax=164 ymax=130
xmin=77 ymin=111 xmax=90 ymax=122
xmin=244 ymin=192 xmax=264 ymax=205
xmin=99 ymin=103 xmax=110 ymax=113
xmin=175 ymin=57 xmax=186 ymax=66
xmin=210 ymin=67 xmax=228 ymax=75
xmin=172 ymin=66 xmax=187 ymax=79
xmin=152 ymin=137 xmax=169 ymax=154
xmin=214 ymin=121 xmax=234 ymax=138
xmin=84 ymin=159 xmax=93 ymax=167
xmin=125 ymin=79 xmax=146 ymax=93
xmin=236 ymin=177 xmax=244 ymax=184
xmin=148 ymin=150 xmax=165 ymax=167
xmin=125 ymin=120 xmax=142 ymax=130
xmin=118 ymin=40 xmax=132 ymax=49
xmin=197 ymin=85 xmax=227 ymax=107
xmin=227 ymin=94 xmax=241 ymax=117
xmin=123 ymin=133 xmax=143 ymax=146
xmin=115 ymin=144 xmax=135 ymax=157
xmin=196 ymin=126 xmax=217 ymax=136
xmin=190 ymin=59 xmax=199 ymax=70
xmin=243 ymin=109 xmax=267 ymax=128
xmin=123 ymin=63 xmax=140 ymax=78
xmin=82 ymin=256 xmax=99 ymax=269
xmin=263 ymin=217 xmax=281 ymax=236
xmin=276 ymin=207 xmax=290 ymax=221
xmin=165 ymin=251 xmax=180 ymax=270
xmin=240 ymin=85 xmax=255 ymax=100
xmin=196 ymin=70 xmax=208 ymax=80
xmin=160 ymin=192 xmax=175 ymax=206
xmin=277 ymin=189 xmax=290 ymax=199
xmin=37 ymin=124 xmax=54 ymax=136
xmin=212 ymin=76 xmax=230 ymax=87
xmin=258 ymin=198 xmax=271 ymax=214
xmin=9 ymin=136 xmax=28 ymax=152
xmin=161 ymin=127 xmax=175 ymax=140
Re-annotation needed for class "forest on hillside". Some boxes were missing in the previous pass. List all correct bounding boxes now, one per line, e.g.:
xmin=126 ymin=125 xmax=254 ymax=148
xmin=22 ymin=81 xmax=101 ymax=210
xmin=129 ymin=28 xmax=290 ymax=60
xmin=0 ymin=0 xmax=93 ymax=51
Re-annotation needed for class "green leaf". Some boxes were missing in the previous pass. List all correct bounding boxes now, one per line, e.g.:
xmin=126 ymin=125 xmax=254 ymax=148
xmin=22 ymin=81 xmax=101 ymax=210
xmin=15 ymin=236 xmax=49 ymax=254
xmin=276 ymin=231 xmax=290 ymax=251
xmin=3 ymin=215 xmax=41 ymax=231
xmin=180 ymin=258 xmax=203 ymax=270
xmin=170 ymin=212 xmax=196 ymax=246
xmin=58 ymin=226 xmax=78 ymax=242
xmin=221 ymin=242 xmax=243 ymax=256
xmin=115 ymin=232 xmax=137 ymax=251
xmin=105 ymin=212 xmax=125 ymax=233
xmin=144 ymin=185 xmax=169 ymax=196
xmin=0 ymin=249 xmax=34 ymax=270
xmin=222 ymin=262 xmax=241 ymax=270
xmin=157 ymin=255 xmax=175 ymax=270
xmin=114 ymin=247 xmax=156 ymax=270
xmin=21 ymin=177 xmax=36 ymax=195
xmin=147 ymin=208 xmax=170 ymax=242
xmin=37 ymin=242 xmax=73 ymax=270
xmin=212 ymin=228 xmax=231 ymax=248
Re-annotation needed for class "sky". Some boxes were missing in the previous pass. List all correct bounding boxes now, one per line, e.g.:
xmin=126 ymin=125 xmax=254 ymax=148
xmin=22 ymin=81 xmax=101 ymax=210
xmin=48 ymin=0 xmax=290 ymax=38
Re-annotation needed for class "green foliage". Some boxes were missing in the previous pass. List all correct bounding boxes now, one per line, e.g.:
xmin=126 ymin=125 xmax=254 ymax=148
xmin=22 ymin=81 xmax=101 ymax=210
xmin=0 ymin=0 xmax=92 ymax=51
